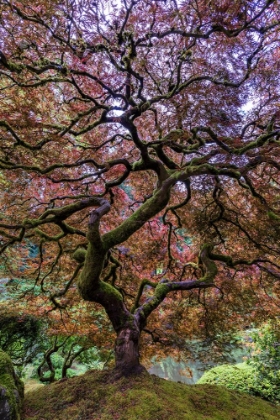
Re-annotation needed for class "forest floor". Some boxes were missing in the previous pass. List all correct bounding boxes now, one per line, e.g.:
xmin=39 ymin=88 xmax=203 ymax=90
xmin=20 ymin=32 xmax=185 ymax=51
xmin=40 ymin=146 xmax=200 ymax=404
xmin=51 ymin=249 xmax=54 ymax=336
xmin=23 ymin=369 xmax=279 ymax=420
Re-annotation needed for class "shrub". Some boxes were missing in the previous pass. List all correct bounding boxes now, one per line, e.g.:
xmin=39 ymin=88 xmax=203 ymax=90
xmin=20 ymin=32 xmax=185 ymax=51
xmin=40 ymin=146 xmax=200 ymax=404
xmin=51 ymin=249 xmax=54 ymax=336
xmin=198 ymin=357 xmax=280 ymax=404
xmin=197 ymin=363 xmax=257 ymax=395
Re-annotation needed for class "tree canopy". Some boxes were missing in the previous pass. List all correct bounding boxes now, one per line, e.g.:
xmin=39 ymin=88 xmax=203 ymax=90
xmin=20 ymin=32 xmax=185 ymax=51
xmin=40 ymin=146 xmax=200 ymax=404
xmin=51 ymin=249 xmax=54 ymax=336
xmin=0 ymin=0 xmax=280 ymax=375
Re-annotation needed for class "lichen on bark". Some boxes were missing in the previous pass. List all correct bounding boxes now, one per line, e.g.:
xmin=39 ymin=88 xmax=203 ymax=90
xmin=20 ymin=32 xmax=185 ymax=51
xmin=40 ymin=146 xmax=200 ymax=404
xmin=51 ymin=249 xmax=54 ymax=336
xmin=0 ymin=350 xmax=24 ymax=420
xmin=198 ymin=243 xmax=218 ymax=283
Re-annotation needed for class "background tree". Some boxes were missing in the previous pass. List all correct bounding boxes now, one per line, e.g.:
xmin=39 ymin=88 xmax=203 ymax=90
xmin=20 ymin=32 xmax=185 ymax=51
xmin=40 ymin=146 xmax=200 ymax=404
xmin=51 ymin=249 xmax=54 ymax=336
xmin=0 ymin=310 xmax=40 ymax=367
xmin=0 ymin=284 xmax=112 ymax=381
xmin=247 ymin=321 xmax=280 ymax=403
xmin=0 ymin=0 xmax=280 ymax=376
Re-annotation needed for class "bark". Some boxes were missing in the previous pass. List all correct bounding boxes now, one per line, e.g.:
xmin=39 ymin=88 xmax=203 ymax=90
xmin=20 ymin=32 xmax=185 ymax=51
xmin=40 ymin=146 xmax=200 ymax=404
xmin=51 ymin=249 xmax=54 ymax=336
xmin=114 ymin=321 xmax=146 ymax=376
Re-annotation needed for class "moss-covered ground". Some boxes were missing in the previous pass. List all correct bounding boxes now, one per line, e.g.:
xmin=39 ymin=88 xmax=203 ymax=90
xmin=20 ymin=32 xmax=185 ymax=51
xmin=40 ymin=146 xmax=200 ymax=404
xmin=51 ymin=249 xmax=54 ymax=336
xmin=23 ymin=369 xmax=279 ymax=420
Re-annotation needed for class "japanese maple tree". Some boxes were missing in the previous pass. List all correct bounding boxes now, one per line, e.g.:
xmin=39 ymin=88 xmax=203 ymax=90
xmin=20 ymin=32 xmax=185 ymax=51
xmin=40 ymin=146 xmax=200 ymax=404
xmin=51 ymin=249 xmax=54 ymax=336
xmin=1 ymin=0 xmax=280 ymax=375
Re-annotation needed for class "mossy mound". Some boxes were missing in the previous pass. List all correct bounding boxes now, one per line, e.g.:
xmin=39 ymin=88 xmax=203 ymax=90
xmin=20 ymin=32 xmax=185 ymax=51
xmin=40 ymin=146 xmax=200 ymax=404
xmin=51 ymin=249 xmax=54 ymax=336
xmin=23 ymin=369 xmax=279 ymax=420
xmin=0 ymin=350 xmax=24 ymax=420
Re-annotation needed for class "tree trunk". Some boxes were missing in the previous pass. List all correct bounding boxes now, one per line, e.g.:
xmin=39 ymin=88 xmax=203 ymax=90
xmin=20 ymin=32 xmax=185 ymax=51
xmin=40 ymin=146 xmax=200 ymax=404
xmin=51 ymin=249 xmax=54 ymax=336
xmin=114 ymin=326 xmax=145 ymax=376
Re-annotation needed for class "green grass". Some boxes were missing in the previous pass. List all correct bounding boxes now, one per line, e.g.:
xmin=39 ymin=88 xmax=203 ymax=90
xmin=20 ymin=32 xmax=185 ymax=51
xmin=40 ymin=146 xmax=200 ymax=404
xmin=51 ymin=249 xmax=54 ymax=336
xmin=23 ymin=369 xmax=279 ymax=420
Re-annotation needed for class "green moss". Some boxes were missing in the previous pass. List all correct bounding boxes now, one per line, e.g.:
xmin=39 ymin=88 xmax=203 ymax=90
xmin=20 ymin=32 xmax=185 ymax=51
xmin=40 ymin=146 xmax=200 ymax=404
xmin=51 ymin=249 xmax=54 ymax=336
xmin=131 ymin=279 xmax=158 ymax=313
xmin=23 ymin=219 xmax=38 ymax=228
xmin=35 ymin=229 xmax=64 ymax=241
xmin=72 ymin=248 xmax=86 ymax=263
xmin=0 ymin=350 xmax=24 ymax=420
xmin=140 ymin=283 xmax=169 ymax=318
xmin=98 ymin=281 xmax=123 ymax=301
xmin=211 ymin=253 xmax=234 ymax=267
xmin=8 ymin=62 xmax=24 ymax=73
xmin=78 ymin=242 xmax=107 ymax=300
xmin=154 ymin=283 xmax=169 ymax=297
xmin=23 ymin=368 xmax=279 ymax=420
xmin=198 ymin=243 xmax=218 ymax=283
xmin=268 ymin=211 xmax=280 ymax=221
xmin=102 ymin=186 xmax=171 ymax=249
xmin=139 ymin=101 xmax=151 ymax=112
